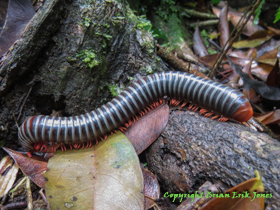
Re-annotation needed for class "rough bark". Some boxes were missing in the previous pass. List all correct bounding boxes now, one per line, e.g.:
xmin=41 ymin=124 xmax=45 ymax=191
xmin=146 ymin=110 xmax=280 ymax=209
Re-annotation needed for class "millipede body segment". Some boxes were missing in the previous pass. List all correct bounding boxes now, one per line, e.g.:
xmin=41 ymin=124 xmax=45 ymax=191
xmin=18 ymin=72 xmax=253 ymax=152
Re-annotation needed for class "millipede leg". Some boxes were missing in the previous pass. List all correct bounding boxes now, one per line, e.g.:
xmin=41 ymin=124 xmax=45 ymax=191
xmin=181 ymin=101 xmax=188 ymax=108
xmin=218 ymin=117 xmax=228 ymax=122
xmin=188 ymin=104 xmax=194 ymax=110
xmin=200 ymin=109 xmax=208 ymax=115
xmin=40 ymin=144 xmax=48 ymax=152
xmin=204 ymin=112 xmax=214 ymax=117
xmin=211 ymin=115 xmax=219 ymax=120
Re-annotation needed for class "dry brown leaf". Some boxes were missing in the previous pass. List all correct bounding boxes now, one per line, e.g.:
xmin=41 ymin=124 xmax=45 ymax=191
xmin=255 ymin=110 xmax=280 ymax=125
xmin=200 ymin=171 xmax=265 ymax=210
xmin=3 ymin=147 xmax=48 ymax=188
xmin=0 ymin=156 xmax=19 ymax=198
xmin=124 ymin=104 xmax=169 ymax=155
xmin=212 ymin=6 xmax=263 ymax=36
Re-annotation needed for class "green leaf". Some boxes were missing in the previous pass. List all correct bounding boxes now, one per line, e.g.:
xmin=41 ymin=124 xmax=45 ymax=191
xmin=211 ymin=0 xmax=221 ymax=5
xmin=44 ymin=132 xmax=144 ymax=209
xmin=274 ymin=7 xmax=280 ymax=23
xmin=253 ymin=0 xmax=265 ymax=25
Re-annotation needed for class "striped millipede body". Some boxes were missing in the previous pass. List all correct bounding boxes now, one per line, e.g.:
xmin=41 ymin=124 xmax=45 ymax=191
xmin=19 ymin=71 xmax=253 ymax=152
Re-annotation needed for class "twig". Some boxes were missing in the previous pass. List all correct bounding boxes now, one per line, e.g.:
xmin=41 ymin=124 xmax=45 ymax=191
xmin=190 ymin=19 xmax=219 ymax=27
xmin=184 ymin=8 xmax=218 ymax=19
xmin=16 ymin=86 xmax=33 ymax=122
xmin=26 ymin=177 xmax=33 ymax=210
xmin=9 ymin=176 xmax=27 ymax=199
xmin=208 ymin=0 xmax=262 ymax=78
xmin=156 ymin=44 xmax=207 ymax=77
xmin=39 ymin=189 xmax=49 ymax=208
xmin=0 ymin=202 xmax=27 ymax=210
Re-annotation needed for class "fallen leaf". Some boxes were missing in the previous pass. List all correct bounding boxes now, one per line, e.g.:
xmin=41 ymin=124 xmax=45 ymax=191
xmin=142 ymin=168 xmax=160 ymax=200
xmin=124 ymin=104 xmax=169 ymax=155
xmin=233 ymin=30 xmax=275 ymax=49
xmin=200 ymin=171 xmax=265 ymax=210
xmin=251 ymin=63 xmax=273 ymax=81
xmin=256 ymin=39 xmax=280 ymax=58
xmin=258 ymin=48 xmax=279 ymax=60
xmin=212 ymin=6 xmax=264 ymax=36
xmin=3 ymin=147 xmax=47 ymax=188
xmin=0 ymin=0 xmax=35 ymax=56
xmin=0 ymin=156 xmax=19 ymax=198
xmin=266 ymin=59 xmax=280 ymax=87
xmin=218 ymin=5 xmax=230 ymax=49
xmin=227 ymin=55 xmax=280 ymax=101
xmin=255 ymin=110 xmax=280 ymax=125
xmin=142 ymin=168 xmax=160 ymax=210
xmin=241 ymin=60 xmax=259 ymax=103
xmin=198 ymin=53 xmax=220 ymax=67
xmin=246 ymin=48 xmax=257 ymax=58
xmin=193 ymin=21 xmax=209 ymax=57
xmin=44 ymin=132 xmax=144 ymax=210
xmin=255 ymin=58 xmax=278 ymax=66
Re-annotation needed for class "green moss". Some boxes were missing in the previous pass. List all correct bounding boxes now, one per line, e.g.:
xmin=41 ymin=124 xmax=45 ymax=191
xmin=76 ymin=49 xmax=100 ymax=68
xmin=140 ymin=65 xmax=153 ymax=74
xmin=108 ymin=84 xmax=123 ymax=97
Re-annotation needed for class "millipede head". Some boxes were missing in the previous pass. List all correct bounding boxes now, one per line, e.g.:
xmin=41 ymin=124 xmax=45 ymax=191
xmin=231 ymin=101 xmax=253 ymax=122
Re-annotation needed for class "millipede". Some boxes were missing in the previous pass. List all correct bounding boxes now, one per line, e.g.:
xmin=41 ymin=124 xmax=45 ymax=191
xmin=18 ymin=71 xmax=253 ymax=155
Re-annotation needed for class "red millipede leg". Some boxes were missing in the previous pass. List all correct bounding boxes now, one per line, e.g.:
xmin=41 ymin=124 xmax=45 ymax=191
xmin=211 ymin=115 xmax=219 ymax=120
xmin=218 ymin=117 xmax=228 ymax=122
xmin=104 ymin=135 xmax=108 ymax=140
xmin=60 ymin=143 xmax=67 ymax=151
xmin=40 ymin=144 xmax=48 ymax=152
xmin=119 ymin=127 xmax=126 ymax=132
xmin=174 ymin=100 xmax=181 ymax=106
xmin=139 ymin=111 xmax=144 ymax=117
xmin=199 ymin=109 xmax=208 ymax=115
xmin=133 ymin=116 xmax=138 ymax=122
xmin=188 ymin=104 xmax=194 ymax=110
xmin=74 ymin=143 xmax=81 ymax=149
xmin=34 ymin=142 xmax=42 ymax=151
xmin=204 ymin=112 xmax=214 ymax=117
xmin=181 ymin=101 xmax=188 ymax=108
xmin=69 ymin=143 xmax=73 ymax=150
xmin=113 ymin=130 xmax=118 ymax=134
xmin=89 ymin=140 xmax=92 ymax=148
xmin=95 ymin=140 xmax=99 ymax=146
xmin=81 ymin=142 xmax=85 ymax=149
xmin=51 ymin=142 xmax=56 ymax=152
xmin=27 ymin=152 xmax=32 ymax=158
xmin=192 ymin=106 xmax=199 ymax=112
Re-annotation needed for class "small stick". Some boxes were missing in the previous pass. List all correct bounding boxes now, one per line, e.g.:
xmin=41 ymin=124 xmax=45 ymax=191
xmin=26 ymin=177 xmax=33 ymax=210
xmin=17 ymin=86 xmax=33 ymax=122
